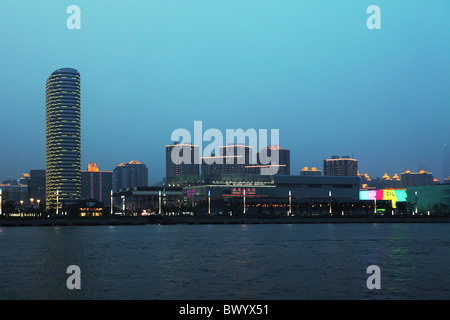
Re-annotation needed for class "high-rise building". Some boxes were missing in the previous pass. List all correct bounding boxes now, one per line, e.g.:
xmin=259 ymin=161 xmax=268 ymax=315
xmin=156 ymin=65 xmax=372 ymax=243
xmin=45 ymin=68 xmax=81 ymax=210
xmin=113 ymin=160 xmax=148 ymax=192
xmin=258 ymin=145 xmax=290 ymax=175
xmin=166 ymin=142 xmax=200 ymax=179
xmin=201 ymin=153 xmax=221 ymax=176
xmin=202 ymin=144 xmax=252 ymax=176
xmin=28 ymin=170 xmax=46 ymax=203
xmin=243 ymin=145 xmax=290 ymax=175
xmin=81 ymin=163 xmax=113 ymax=204
xmin=323 ymin=155 xmax=358 ymax=176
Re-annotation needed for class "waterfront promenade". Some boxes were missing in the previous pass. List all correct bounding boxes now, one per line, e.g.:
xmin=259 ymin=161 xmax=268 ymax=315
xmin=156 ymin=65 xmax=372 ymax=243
xmin=1 ymin=214 xmax=450 ymax=226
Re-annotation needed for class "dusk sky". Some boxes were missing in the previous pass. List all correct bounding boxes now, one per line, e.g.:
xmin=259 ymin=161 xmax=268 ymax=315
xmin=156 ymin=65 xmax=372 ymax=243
xmin=0 ymin=0 xmax=449 ymax=184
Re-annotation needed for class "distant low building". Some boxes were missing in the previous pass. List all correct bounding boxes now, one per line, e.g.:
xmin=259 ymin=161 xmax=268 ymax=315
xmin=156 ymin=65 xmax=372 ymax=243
xmin=368 ymin=173 xmax=402 ymax=189
xmin=74 ymin=199 xmax=104 ymax=217
xmin=300 ymin=167 xmax=322 ymax=176
xmin=401 ymin=170 xmax=434 ymax=187
xmin=358 ymin=172 xmax=372 ymax=188
xmin=0 ymin=183 xmax=28 ymax=204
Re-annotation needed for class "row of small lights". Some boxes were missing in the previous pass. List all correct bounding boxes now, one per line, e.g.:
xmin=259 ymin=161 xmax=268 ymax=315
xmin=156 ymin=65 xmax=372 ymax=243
xmin=0 ymin=189 xmax=425 ymax=216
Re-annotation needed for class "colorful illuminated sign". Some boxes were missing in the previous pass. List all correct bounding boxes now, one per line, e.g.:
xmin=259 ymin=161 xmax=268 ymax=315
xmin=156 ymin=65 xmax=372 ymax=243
xmin=231 ymin=188 xmax=256 ymax=196
xmin=186 ymin=189 xmax=196 ymax=198
xmin=359 ymin=189 xmax=407 ymax=208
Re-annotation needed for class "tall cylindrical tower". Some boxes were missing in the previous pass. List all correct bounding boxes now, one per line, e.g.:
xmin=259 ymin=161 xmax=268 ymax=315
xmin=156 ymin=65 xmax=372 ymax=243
xmin=46 ymin=68 xmax=81 ymax=211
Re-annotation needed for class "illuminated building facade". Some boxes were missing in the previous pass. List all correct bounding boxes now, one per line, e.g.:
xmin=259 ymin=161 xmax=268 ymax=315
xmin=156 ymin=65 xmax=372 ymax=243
xmin=75 ymin=199 xmax=104 ymax=217
xmin=81 ymin=163 xmax=113 ymax=203
xmin=113 ymin=160 xmax=148 ymax=192
xmin=185 ymin=175 xmax=360 ymax=215
xmin=359 ymin=189 xmax=407 ymax=209
xmin=166 ymin=142 xmax=200 ymax=180
xmin=323 ymin=156 xmax=358 ymax=176
xmin=45 ymin=68 xmax=81 ymax=210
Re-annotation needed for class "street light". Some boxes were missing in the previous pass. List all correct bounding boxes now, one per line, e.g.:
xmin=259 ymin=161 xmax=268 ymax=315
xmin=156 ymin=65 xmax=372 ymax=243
xmin=158 ymin=190 xmax=161 ymax=214
xmin=56 ymin=189 xmax=59 ymax=215
xmin=110 ymin=190 xmax=113 ymax=215
xmin=288 ymin=190 xmax=291 ymax=216
xmin=243 ymin=189 xmax=246 ymax=214
xmin=20 ymin=200 xmax=24 ymax=217
xmin=208 ymin=190 xmax=211 ymax=215
xmin=374 ymin=193 xmax=377 ymax=214
xmin=329 ymin=190 xmax=332 ymax=214
xmin=0 ymin=188 xmax=2 ymax=216
xmin=415 ymin=191 xmax=418 ymax=215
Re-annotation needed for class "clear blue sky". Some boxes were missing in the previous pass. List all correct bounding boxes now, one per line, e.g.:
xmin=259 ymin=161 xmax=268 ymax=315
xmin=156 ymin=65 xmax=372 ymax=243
xmin=0 ymin=0 xmax=449 ymax=184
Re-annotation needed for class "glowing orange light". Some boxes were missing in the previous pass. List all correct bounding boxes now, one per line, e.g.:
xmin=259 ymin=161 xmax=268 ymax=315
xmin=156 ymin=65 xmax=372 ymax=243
xmin=88 ymin=163 xmax=99 ymax=172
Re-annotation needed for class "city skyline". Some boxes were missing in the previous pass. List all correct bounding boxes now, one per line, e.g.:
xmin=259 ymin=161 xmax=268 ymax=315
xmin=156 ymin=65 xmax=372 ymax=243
xmin=0 ymin=1 xmax=449 ymax=185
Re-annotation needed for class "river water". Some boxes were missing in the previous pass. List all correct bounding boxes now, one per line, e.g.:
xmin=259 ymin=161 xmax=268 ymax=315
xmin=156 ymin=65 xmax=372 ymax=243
xmin=1 ymin=223 xmax=449 ymax=300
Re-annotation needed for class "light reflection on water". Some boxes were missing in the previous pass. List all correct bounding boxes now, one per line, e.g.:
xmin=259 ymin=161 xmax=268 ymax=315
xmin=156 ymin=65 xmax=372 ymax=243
xmin=0 ymin=223 xmax=449 ymax=300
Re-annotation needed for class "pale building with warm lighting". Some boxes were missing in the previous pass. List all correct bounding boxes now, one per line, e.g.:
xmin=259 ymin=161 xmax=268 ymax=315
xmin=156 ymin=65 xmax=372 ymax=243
xmin=202 ymin=144 xmax=253 ymax=176
xmin=113 ymin=161 xmax=148 ymax=192
xmin=166 ymin=142 xmax=200 ymax=179
xmin=300 ymin=167 xmax=322 ymax=176
xmin=323 ymin=156 xmax=358 ymax=176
